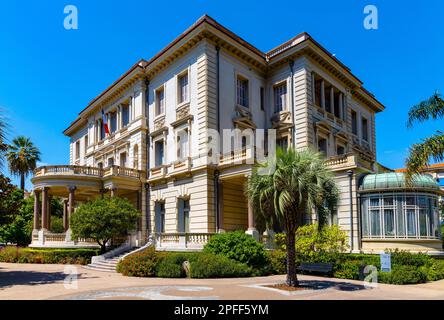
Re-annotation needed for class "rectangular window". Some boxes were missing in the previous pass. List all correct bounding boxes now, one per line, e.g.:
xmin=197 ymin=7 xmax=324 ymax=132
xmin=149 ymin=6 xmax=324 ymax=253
xmin=396 ymin=196 xmax=405 ymax=237
xmin=336 ymin=145 xmax=345 ymax=156
xmin=178 ymin=199 xmax=190 ymax=233
xmin=100 ymin=120 xmax=106 ymax=141
xmin=407 ymin=209 xmax=416 ymax=236
xmin=334 ymin=90 xmax=341 ymax=118
xmin=362 ymin=117 xmax=369 ymax=141
xmin=236 ymin=77 xmax=249 ymax=108
xmin=108 ymin=158 xmax=114 ymax=167
xmin=351 ymin=110 xmax=358 ymax=135
xmin=155 ymin=202 xmax=165 ymax=233
xmin=324 ymin=84 xmax=332 ymax=113
xmin=277 ymin=137 xmax=288 ymax=151
xmin=178 ymin=72 xmax=189 ymax=104
xmin=384 ymin=209 xmax=395 ymax=237
xmin=75 ymin=141 xmax=80 ymax=160
xmin=121 ymin=104 xmax=130 ymax=127
xmin=177 ymin=129 xmax=189 ymax=160
xmin=419 ymin=209 xmax=428 ymax=236
xmin=260 ymin=87 xmax=265 ymax=111
xmin=274 ymin=83 xmax=287 ymax=113
xmin=110 ymin=112 xmax=117 ymax=133
xmin=155 ymin=140 xmax=164 ymax=167
xmin=120 ymin=152 xmax=127 ymax=168
xmin=156 ymin=87 xmax=165 ymax=115
xmin=318 ymin=137 xmax=327 ymax=156
xmin=84 ymin=135 xmax=88 ymax=152
xmin=370 ymin=209 xmax=381 ymax=236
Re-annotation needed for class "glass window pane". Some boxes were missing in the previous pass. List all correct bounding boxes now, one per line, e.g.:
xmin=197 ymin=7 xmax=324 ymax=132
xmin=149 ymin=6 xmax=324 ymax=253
xmin=361 ymin=200 xmax=368 ymax=237
xmin=419 ymin=209 xmax=428 ymax=236
xmin=396 ymin=197 xmax=405 ymax=237
xmin=407 ymin=209 xmax=416 ymax=237
xmin=384 ymin=209 xmax=395 ymax=236
xmin=384 ymin=197 xmax=393 ymax=206
xmin=369 ymin=198 xmax=380 ymax=207
xmin=406 ymin=196 xmax=415 ymax=206
xmin=370 ymin=210 xmax=381 ymax=236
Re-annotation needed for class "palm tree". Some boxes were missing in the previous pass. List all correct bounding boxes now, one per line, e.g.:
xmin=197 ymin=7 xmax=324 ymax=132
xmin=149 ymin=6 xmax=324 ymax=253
xmin=405 ymin=92 xmax=444 ymax=180
xmin=6 ymin=136 xmax=41 ymax=191
xmin=0 ymin=110 xmax=9 ymax=169
xmin=246 ymin=147 xmax=338 ymax=287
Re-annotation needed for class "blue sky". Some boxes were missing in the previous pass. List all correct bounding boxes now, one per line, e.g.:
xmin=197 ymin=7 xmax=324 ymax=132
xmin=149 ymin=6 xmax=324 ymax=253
xmin=1 ymin=0 xmax=443 ymax=188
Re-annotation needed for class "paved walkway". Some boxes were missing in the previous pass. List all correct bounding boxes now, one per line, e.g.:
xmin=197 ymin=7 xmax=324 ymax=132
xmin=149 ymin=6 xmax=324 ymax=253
xmin=1 ymin=263 xmax=444 ymax=300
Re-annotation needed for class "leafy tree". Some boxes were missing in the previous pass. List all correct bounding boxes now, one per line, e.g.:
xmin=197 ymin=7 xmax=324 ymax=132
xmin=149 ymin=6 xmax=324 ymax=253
xmin=70 ymin=197 xmax=140 ymax=253
xmin=0 ymin=193 xmax=33 ymax=246
xmin=0 ymin=175 xmax=23 ymax=225
xmin=405 ymin=92 xmax=444 ymax=179
xmin=6 ymin=136 xmax=41 ymax=191
xmin=246 ymin=148 xmax=338 ymax=287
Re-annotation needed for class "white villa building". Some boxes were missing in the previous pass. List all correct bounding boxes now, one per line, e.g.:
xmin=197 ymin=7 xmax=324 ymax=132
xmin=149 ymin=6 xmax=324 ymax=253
xmin=31 ymin=15 xmax=442 ymax=254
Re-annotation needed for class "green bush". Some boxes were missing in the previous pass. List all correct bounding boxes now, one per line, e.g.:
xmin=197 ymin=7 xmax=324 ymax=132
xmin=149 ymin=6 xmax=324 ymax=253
xmin=189 ymin=253 xmax=252 ymax=278
xmin=379 ymin=265 xmax=428 ymax=285
xmin=421 ymin=259 xmax=444 ymax=281
xmin=0 ymin=246 xmax=99 ymax=264
xmin=266 ymin=250 xmax=287 ymax=275
xmin=116 ymin=247 xmax=159 ymax=277
xmin=203 ymin=231 xmax=268 ymax=269
xmin=388 ymin=249 xmax=432 ymax=267
xmin=155 ymin=253 xmax=197 ymax=278
xmin=333 ymin=260 xmax=363 ymax=280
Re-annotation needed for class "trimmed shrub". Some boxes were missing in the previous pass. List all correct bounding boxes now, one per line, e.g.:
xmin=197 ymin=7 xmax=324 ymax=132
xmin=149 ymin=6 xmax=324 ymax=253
xmin=203 ymin=231 xmax=268 ymax=269
xmin=155 ymin=253 xmax=197 ymax=278
xmin=266 ymin=250 xmax=287 ymax=275
xmin=379 ymin=265 xmax=428 ymax=285
xmin=116 ymin=247 xmax=159 ymax=277
xmin=189 ymin=253 xmax=252 ymax=278
xmin=0 ymin=246 xmax=99 ymax=264
xmin=388 ymin=249 xmax=432 ymax=267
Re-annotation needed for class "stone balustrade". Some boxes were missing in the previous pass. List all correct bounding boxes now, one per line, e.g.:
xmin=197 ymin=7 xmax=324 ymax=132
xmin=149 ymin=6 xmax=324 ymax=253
xmin=155 ymin=232 xmax=215 ymax=250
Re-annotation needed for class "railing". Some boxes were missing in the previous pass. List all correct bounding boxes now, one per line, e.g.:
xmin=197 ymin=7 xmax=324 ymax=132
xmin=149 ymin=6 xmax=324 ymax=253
xmin=44 ymin=232 xmax=66 ymax=242
xmin=34 ymin=165 xmax=141 ymax=179
xmin=324 ymin=153 xmax=353 ymax=168
xmin=219 ymin=147 xmax=254 ymax=166
xmin=155 ymin=233 xmax=215 ymax=250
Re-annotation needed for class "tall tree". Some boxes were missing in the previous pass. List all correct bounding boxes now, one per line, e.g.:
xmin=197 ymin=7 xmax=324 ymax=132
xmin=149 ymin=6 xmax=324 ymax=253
xmin=406 ymin=92 xmax=444 ymax=179
xmin=0 ymin=110 xmax=9 ymax=169
xmin=6 ymin=136 xmax=41 ymax=191
xmin=246 ymin=148 xmax=338 ymax=287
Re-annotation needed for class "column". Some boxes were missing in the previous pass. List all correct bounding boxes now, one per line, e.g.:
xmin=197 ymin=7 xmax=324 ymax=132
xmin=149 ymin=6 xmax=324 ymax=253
xmin=110 ymin=187 xmax=117 ymax=197
xmin=33 ymin=190 xmax=41 ymax=231
xmin=246 ymin=197 xmax=259 ymax=240
xmin=218 ymin=182 xmax=224 ymax=232
xmin=47 ymin=195 xmax=52 ymax=230
xmin=63 ymin=200 xmax=69 ymax=231
xmin=68 ymin=186 xmax=76 ymax=229
xmin=320 ymin=80 xmax=325 ymax=109
xmin=41 ymin=187 xmax=49 ymax=231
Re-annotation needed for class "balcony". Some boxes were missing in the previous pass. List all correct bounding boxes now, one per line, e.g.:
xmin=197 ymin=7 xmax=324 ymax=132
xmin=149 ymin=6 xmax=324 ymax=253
xmin=219 ymin=147 xmax=255 ymax=168
xmin=149 ymin=165 xmax=169 ymax=181
xmin=34 ymin=165 xmax=141 ymax=179
xmin=155 ymin=232 xmax=215 ymax=251
xmin=325 ymin=153 xmax=373 ymax=172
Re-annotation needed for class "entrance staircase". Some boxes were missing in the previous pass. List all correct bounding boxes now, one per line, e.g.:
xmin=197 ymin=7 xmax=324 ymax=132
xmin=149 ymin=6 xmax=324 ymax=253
xmin=83 ymin=247 xmax=134 ymax=273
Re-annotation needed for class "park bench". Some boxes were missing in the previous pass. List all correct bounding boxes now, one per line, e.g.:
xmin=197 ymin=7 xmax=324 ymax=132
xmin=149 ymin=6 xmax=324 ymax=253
xmin=298 ymin=262 xmax=333 ymax=276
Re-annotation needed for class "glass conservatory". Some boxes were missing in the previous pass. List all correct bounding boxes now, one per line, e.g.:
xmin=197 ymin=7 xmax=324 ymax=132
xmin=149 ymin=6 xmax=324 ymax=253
xmin=359 ymin=172 xmax=442 ymax=253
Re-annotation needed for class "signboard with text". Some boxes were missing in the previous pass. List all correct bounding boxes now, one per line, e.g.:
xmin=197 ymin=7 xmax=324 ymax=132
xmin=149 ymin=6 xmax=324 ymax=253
xmin=380 ymin=253 xmax=391 ymax=272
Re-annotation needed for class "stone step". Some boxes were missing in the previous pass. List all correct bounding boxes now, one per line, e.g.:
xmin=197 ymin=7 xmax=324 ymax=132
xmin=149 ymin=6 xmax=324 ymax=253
xmin=83 ymin=265 xmax=116 ymax=273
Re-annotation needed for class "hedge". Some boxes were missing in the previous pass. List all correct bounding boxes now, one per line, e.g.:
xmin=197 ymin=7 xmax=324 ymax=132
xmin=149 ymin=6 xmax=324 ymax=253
xmin=0 ymin=246 xmax=100 ymax=265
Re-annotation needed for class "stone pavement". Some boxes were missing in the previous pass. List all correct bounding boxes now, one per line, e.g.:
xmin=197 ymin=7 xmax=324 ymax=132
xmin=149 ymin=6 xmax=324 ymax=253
xmin=1 ymin=262 xmax=444 ymax=300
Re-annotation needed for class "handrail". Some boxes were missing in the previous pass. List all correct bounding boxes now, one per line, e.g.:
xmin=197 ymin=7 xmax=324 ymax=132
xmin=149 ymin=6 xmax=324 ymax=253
xmin=34 ymin=165 xmax=141 ymax=179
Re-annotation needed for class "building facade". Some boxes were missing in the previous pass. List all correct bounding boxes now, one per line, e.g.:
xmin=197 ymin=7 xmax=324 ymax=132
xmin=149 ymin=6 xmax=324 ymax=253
xmin=30 ymin=15 xmax=442 ymax=253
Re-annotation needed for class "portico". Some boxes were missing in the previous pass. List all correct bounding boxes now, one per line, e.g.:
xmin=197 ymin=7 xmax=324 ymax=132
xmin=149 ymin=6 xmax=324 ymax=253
xmin=30 ymin=165 xmax=145 ymax=248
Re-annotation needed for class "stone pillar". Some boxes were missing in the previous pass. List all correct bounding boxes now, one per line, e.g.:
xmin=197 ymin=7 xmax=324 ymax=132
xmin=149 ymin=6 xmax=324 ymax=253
xmin=245 ymin=197 xmax=259 ymax=240
xmin=68 ymin=186 xmax=76 ymax=228
xmin=33 ymin=190 xmax=41 ymax=232
xmin=218 ymin=182 xmax=225 ymax=233
xmin=63 ymin=200 xmax=69 ymax=231
xmin=110 ymin=188 xmax=117 ymax=197
xmin=47 ymin=196 xmax=52 ymax=230
xmin=41 ymin=187 xmax=49 ymax=231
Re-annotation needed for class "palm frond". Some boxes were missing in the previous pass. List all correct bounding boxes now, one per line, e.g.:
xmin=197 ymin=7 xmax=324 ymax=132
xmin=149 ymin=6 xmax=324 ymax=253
xmin=405 ymin=131 xmax=444 ymax=181
xmin=407 ymin=92 xmax=444 ymax=128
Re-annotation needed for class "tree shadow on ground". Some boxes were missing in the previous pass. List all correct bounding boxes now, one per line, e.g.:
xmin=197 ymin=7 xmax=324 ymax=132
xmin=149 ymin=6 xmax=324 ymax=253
xmin=0 ymin=270 xmax=97 ymax=290
xmin=300 ymin=279 xmax=368 ymax=291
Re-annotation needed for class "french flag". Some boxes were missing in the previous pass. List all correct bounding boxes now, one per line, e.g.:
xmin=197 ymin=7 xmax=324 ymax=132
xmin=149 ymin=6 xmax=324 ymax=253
xmin=102 ymin=109 xmax=110 ymax=135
